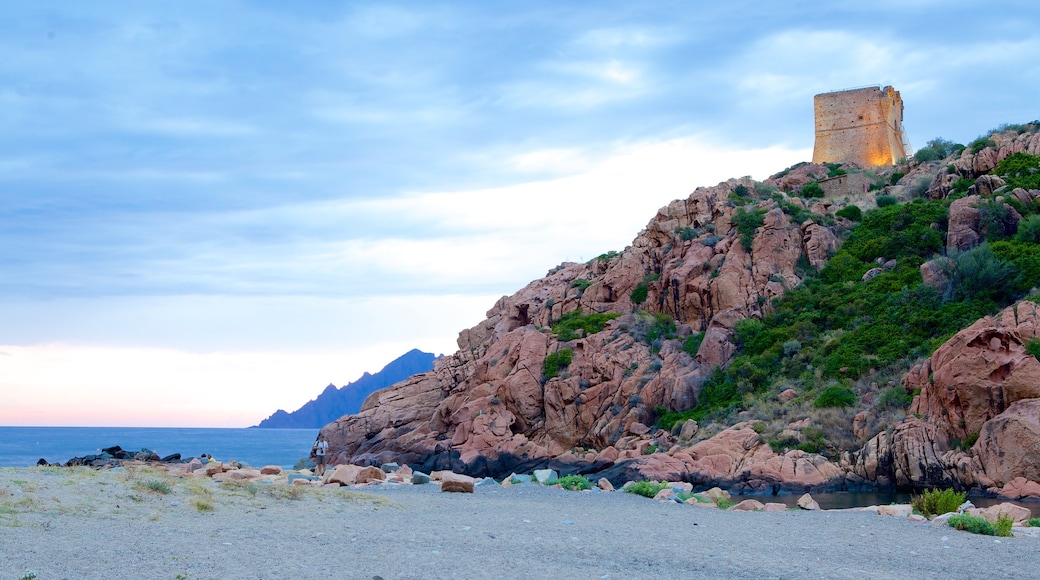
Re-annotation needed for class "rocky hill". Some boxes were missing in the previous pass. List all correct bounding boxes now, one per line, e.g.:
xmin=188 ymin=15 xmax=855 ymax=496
xmin=320 ymin=123 xmax=1040 ymax=497
xmin=254 ymin=349 xmax=437 ymax=428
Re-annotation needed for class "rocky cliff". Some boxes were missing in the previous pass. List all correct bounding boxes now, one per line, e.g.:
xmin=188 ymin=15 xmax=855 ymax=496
xmin=321 ymin=125 xmax=1040 ymax=496
xmin=320 ymin=174 xmax=847 ymax=488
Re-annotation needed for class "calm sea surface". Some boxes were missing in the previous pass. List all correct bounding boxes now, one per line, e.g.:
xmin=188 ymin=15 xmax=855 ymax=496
xmin=0 ymin=427 xmax=319 ymax=468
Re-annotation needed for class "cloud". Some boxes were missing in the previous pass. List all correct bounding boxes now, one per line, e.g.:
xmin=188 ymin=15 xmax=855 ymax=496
xmin=0 ymin=342 xmax=443 ymax=427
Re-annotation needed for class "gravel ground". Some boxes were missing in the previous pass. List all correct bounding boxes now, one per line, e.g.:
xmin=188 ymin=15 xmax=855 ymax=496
xmin=1 ymin=466 xmax=1037 ymax=580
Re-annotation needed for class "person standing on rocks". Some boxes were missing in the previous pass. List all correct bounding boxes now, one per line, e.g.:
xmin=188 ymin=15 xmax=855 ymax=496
xmin=312 ymin=434 xmax=329 ymax=477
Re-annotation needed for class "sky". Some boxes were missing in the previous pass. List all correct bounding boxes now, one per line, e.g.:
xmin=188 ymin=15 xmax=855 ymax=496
xmin=1 ymin=2 xmax=1038 ymax=428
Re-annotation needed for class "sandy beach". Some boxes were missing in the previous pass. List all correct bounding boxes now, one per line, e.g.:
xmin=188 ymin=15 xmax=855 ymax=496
xmin=2 ymin=465 xmax=1038 ymax=580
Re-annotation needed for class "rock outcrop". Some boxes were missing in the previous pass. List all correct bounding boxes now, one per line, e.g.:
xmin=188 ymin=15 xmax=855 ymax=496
xmin=849 ymin=301 xmax=1040 ymax=495
xmin=321 ymin=177 xmax=846 ymax=485
xmin=322 ymin=129 xmax=1040 ymax=496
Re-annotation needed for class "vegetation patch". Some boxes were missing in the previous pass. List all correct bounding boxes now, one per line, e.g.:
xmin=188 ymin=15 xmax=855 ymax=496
xmin=136 ymin=479 xmax=173 ymax=495
xmin=995 ymin=152 xmax=1040 ymax=190
xmin=914 ymin=138 xmax=964 ymax=162
xmin=557 ymin=475 xmax=592 ymax=491
xmin=835 ymin=205 xmax=862 ymax=222
xmin=947 ymin=513 xmax=996 ymax=535
xmin=813 ymin=385 xmax=856 ymax=408
xmin=733 ymin=207 xmax=766 ymax=251
xmin=800 ymin=181 xmax=825 ymax=198
xmin=551 ymin=310 xmax=621 ymax=341
xmin=543 ymin=349 xmax=573 ymax=380
xmin=624 ymin=480 xmax=668 ymax=498
xmin=683 ymin=332 xmax=704 ymax=357
xmin=911 ymin=488 xmax=966 ymax=517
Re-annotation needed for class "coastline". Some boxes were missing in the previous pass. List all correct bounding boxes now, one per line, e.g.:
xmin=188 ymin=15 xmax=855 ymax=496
xmin=2 ymin=465 xmax=1040 ymax=580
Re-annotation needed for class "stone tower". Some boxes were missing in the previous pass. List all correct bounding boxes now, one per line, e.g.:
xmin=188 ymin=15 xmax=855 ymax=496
xmin=812 ymin=85 xmax=906 ymax=167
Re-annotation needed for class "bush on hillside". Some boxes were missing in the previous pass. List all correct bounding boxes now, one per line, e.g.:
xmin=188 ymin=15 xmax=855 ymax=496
xmin=1016 ymin=215 xmax=1040 ymax=244
xmin=969 ymin=136 xmax=997 ymax=154
xmin=552 ymin=310 xmax=621 ymax=341
xmin=733 ymin=207 xmax=765 ymax=251
xmin=876 ymin=194 xmax=897 ymax=207
xmin=814 ymin=386 xmax=856 ymax=408
xmin=800 ymin=181 xmax=825 ymax=198
xmin=915 ymin=138 xmax=963 ymax=162
xmin=683 ymin=333 xmax=704 ymax=357
xmin=995 ymin=152 xmax=1040 ymax=190
xmin=939 ymin=244 xmax=1019 ymax=304
xmin=542 ymin=349 xmax=572 ymax=380
xmin=836 ymin=205 xmax=863 ymax=221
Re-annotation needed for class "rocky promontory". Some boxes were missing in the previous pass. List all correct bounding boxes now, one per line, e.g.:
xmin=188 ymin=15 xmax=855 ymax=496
xmin=320 ymin=127 xmax=1040 ymax=498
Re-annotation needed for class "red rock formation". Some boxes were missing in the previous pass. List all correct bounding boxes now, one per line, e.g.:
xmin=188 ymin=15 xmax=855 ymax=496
xmin=321 ymin=177 xmax=844 ymax=485
xmin=850 ymin=301 xmax=1040 ymax=495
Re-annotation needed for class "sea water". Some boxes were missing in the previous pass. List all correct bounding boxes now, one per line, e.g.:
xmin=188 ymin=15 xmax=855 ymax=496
xmin=0 ymin=426 xmax=319 ymax=469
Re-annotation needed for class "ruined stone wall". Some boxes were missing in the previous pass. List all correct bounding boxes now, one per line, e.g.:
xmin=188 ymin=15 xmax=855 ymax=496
xmin=812 ymin=86 xmax=905 ymax=167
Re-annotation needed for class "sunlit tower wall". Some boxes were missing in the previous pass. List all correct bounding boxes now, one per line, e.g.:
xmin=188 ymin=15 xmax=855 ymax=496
xmin=812 ymin=85 xmax=906 ymax=167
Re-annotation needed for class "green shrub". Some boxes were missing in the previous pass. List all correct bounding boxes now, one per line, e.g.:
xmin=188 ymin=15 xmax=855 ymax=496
xmin=911 ymin=488 xmax=966 ymax=517
xmin=1029 ymin=517 xmax=1040 ymax=527
xmin=969 ymin=136 xmax=997 ymax=154
xmin=734 ymin=207 xmax=766 ymax=251
xmin=978 ymin=200 xmax=1016 ymax=242
xmin=631 ymin=282 xmax=648 ymax=305
xmin=915 ymin=138 xmax=963 ymax=162
xmin=800 ymin=181 xmax=825 ymax=198
xmin=836 ymin=205 xmax=863 ymax=221
xmin=940 ymin=244 xmax=1019 ymax=304
xmin=1026 ymin=339 xmax=1040 ymax=360
xmin=624 ymin=480 xmax=668 ymax=498
xmin=570 ymin=278 xmax=593 ymax=291
xmin=996 ymin=513 xmax=1015 ymax=537
xmin=557 ymin=475 xmax=592 ymax=491
xmin=552 ymin=310 xmax=621 ymax=341
xmin=814 ymin=386 xmax=856 ymax=408
xmin=683 ymin=333 xmax=704 ymax=357
xmin=995 ymin=152 xmax=1040 ymax=190
xmin=889 ymin=172 xmax=906 ymax=185
xmin=1017 ymin=215 xmax=1040 ymax=244
xmin=948 ymin=513 xmax=996 ymax=535
xmin=876 ymin=194 xmax=897 ymax=207
xmin=542 ymin=348 xmax=573 ymax=380
xmin=877 ymin=386 xmax=912 ymax=410
xmin=954 ymin=432 xmax=979 ymax=451
xmin=715 ymin=497 xmax=735 ymax=509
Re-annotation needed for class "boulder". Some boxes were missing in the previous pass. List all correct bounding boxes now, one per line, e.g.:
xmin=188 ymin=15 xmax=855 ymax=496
xmin=411 ymin=471 xmax=431 ymax=485
xmin=260 ymin=465 xmax=282 ymax=475
xmin=597 ymin=478 xmax=614 ymax=492
xmin=356 ymin=466 xmax=387 ymax=484
xmin=999 ymin=477 xmax=1040 ymax=499
xmin=763 ymin=502 xmax=787 ymax=512
xmin=327 ymin=464 xmax=364 ymax=486
xmin=533 ymin=469 xmax=559 ymax=485
xmin=946 ymin=195 xmax=981 ymax=251
xmin=967 ymin=502 xmax=1031 ymax=525
xmin=877 ymin=504 xmax=912 ymax=517
xmin=730 ymin=499 xmax=765 ymax=511
xmin=441 ymin=480 xmax=475 ymax=493
xmin=796 ymin=493 xmax=820 ymax=511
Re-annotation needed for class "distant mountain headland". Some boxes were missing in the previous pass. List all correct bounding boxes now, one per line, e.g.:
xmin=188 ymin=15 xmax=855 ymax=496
xmin=253 ymin=349 xmax=439 ymax=428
